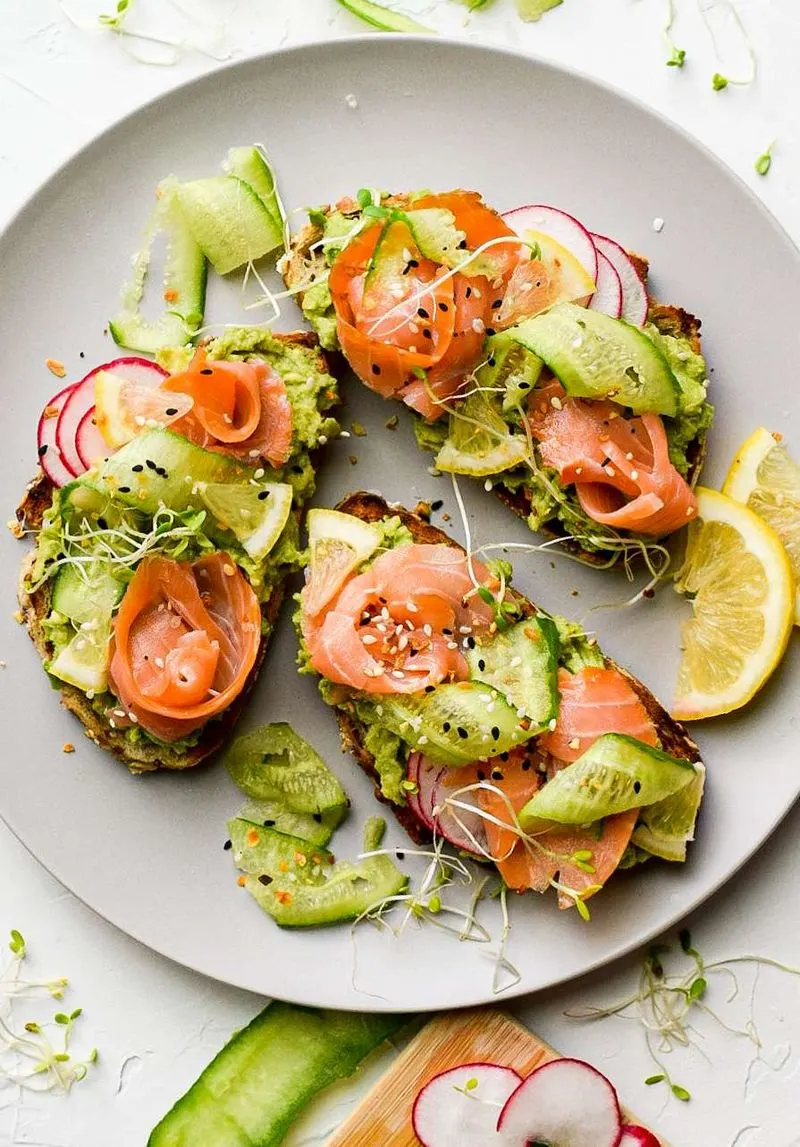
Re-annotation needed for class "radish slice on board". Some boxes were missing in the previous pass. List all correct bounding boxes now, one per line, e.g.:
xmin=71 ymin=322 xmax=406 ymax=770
xmin=588 ymin=250 xmax=623 ymax=318
xmin=502 ymin=205 xmax=598 ymax=282
xmin=497 ymin=1058 xmax=622 ymax=1147
xmin=37 ymin=383 xmax=78 ymax=487
xmin=413 ymin=1062 xmax=523 ymax=1147
xmin=591 ymin=234 xmax=648 ymax=327
xmin=57 ymin=357 xmax=168 ymax=477
xmin=76 ymin=407 xmax=112 ymax=471
xmin=407 ymin=753 xmax=487 ymax=856
xmin=619 ymin=1126 xmax=661 ymax=1146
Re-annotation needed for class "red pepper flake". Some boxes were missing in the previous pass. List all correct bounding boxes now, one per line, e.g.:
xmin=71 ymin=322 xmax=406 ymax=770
xmin=43 ymin=404 xmax=60 ymax=420
xmin=62 ymin=742 xmax=75 ymax=754
xmin=246 ymin=828 xmax=260 ymax=847
xmin=237 ymin=875 xmax=247 ymax=887
xmin=275 ymin=889 xmax=293 ymax=905
xmin=45 ymin=358 xmax=66 ymax=378
xmin=163 ymin=288 xmax=179 ymax=303
xmin=278 ymin=860 xmax=289 ymax=873
xmin=293 ymin=851 xmax=308 ymax=868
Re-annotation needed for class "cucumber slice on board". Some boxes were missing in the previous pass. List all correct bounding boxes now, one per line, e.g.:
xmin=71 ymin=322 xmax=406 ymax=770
xmin=110 ymin=177 xmax=207 ymax=355
xmin=225 ymin=147 xmax=285 ymax=236
xmin=147 ymin=1001 xmax=409 ymax=1147
xmin=178 ymin=176 xmax=283 ymax=275
xmin=519 ymin=733 xmax=698 ymax=829
xmin=245 ymin=853 xmax=407 ymax=927
xmin=227 ymin=820 xmax=332 ymax=885
xmin=235 ymin=798 xmax=338 ymax=848
xmin=379 ymin=681 xmax=532 ymax=767
xmin=223 ymin=723 xmax=349 ymax=824
xmin=466 ymin=617 xmax=560 ymax=729
xmin=510 ymin=303 xmax=681 ymax=416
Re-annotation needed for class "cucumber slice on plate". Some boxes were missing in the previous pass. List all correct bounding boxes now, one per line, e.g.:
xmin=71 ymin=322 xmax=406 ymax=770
xmin=223 ymin=723 xmax=349 ymax=825
xmin=201 ymin=481 xmax=293 ymax=562
xmin=519 ymin=733 xmax=698 ymax=829
xmin=227 ymin=819 xmax=332 ymax=885
xmin=110 ymin=177 xmax=207 ymax=355
xmin=178 ymin=175 xmax=283 ymax=275
xmin=147 ymin=1000 xmax=408 ymax=1147
xmin=380 ymin=681 xmax=532 ymax=767
xmin=466 ymin=616 xmax=560 ymax=729
xmin=246 ymin=853 xmax=407 ymax=927
xmin=225 ymin=146 xmax=285 ymax=236
xmin=510 ymin=303 xmax=681 ymax=416
xmin=236 ymin=798 xmax=338 ymax=848
xmin=631 ymin=762 xmax=706 ymax=861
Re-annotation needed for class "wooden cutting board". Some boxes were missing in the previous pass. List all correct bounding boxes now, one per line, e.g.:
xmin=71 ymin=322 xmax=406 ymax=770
xmin=327 ymin=1009 xmax=659 ymax=1146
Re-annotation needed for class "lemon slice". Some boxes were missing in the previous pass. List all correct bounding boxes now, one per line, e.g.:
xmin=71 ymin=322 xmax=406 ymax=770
xmin=201 ymin=482 xmax=293 ymax=562
xmin=631 ymin=763 xmax=706 ymax=861
xmin=303 ymin=509 xmax=381 ymax=615
xmin=435 ymin=388 xmax=529 ymax=477
xmin=723 ymin=427 xmax=800 ymax=624
xmin=94 ymin=370 xmax=192 ymax=449
xmin=672 ymin=487 xmax=794 ymax=720
xmin=49 ymin=620 xmax=112 ymax=694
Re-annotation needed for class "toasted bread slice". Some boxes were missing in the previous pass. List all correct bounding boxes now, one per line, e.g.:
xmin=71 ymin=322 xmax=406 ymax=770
xmin=328 ymin=491 xmax=701 ymax=844
xmin=283 ymin=202 xmax=708 ymax=565
xmin=15 ymin=331 xmax=335 ymax=774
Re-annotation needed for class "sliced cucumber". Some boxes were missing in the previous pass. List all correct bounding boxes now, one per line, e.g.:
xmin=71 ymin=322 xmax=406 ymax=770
xmin=91 ymin=429 xmax=252 ymax=515
xmin=110 ymin=177 xmax=207 ymax=355
xmin=236 ymin=798 xmax=338 ymax=848
xmin=147 ymin=1000 xmax=408 ymax=1147
xmin=246 ymin=854 xmax=407 ymax=928
xmin=227 ymin=820 xmax=332 ymax=886
xmin=403 ymin=207 xmax=466 ymax=267
xmin=223 ymin=723 xmax=349 ymax=823
xmin=304 ymin=508 xmax=382 ymax=615
xmin=51 ymin=562 xmax=124 ymax=625
xmin=466 ymin=617 xmax=559 ymax=729
xmin=201 ymin=482 xmax=293 ymax=562
xmin=519 ymin=733 xmax=698 ymax=829
xmin=510 ymin=303 xmax=680 ymax=416
xmin=336 ymin=0 xmax=434 ymax=33
xmin=552 ymin=613 xmax=605 ymax=672
xmin=379 ymin=681 xmax=532 ymax=767
xmin=49 ymin=617 xmax=112 ymax=693
xmin=631 ymin=762 xmax=706 ymax=862
xmin=225 ymin=147 xmax=285 ymax=236
xmin=178 ymin=176 xmax=283 ymax=275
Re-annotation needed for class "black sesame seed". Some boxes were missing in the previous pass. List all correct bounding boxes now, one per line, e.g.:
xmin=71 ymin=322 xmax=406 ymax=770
xmin=371 ymin=363 xmax=381 ymax=376
xmin=424 ymin=684 xmax=436 ymax=693
xmin=442 ymin=628 xmax=453 ymax=636
xmin=97 ymin=517 xmax=108 ymax=530
xmin=263 ymin=819 xmax=276 ymax=827
xmin=417 ymin=307 xmax=429 ymax=319
xmin=422 ymin=329 xmax=432 ymax=340
xmin=38 ymin=444 xmax=48 ymax=457
xmin=477 ymin=769 xmax=487 ymax=781
xmin=258 ymin=874 xmax=273 ymax=886
xmin=200 ymin=368 xmax=213 ymax=376
xmin=491 ymin=299 xmax=503 ymax=310
xmin=408 ymin=258 xmax=419 ymax=268
xmin=491 ymin=726 xmax=500 ymax=741
xmin=258 ymin=490 xmax=269 ymax=500
xmin=132 ymin=463 xmax=144 ymax=472
xmin=443 ymin=721 xmax=451 ymax=733
xmin=396 ymin=851 xmax=405 ymax=861
xmin=486 ymin=327 xmax=497 ymax=337
xmin=312 ymin=813 xmax=323 ymax=823
xmin=487 ymin=356 xmax=496 ymax=368
xmin=633 ymin=780 xmax=642 ymax=793
xmin=292 ymin=464 xmax=304 ymax=473
xmin=431 ymin=499 xmax=443 ymax=511
xmin=522 ymin=759 xmax=531 ymax=771
xmin=79 ymin=351 xmax=85 ymax=358
xmin=457 ymin=239 xmax=468 ymax=250
xmin=466 ymin=636 xmax=476 ymax=649
xmin=146 ymin=459 xmax=157 ymax=470
xmin=465 ymin=287 xmax=472 ymax=299
xmin=223 ymin=839 xmax=232 ymax=851
xmin=491 ymin=769 xmax=504 ymax=781
xmin=165 ymin=407 xmax=178 ymax=416
xmin=500 ymin=752 xmax=509 ymax=762
xmin=518 ymin=381 xmax=530 ymax=389
xmin=118 ymin=486 xmax=131 ymax=494
xmin=478 ymin=658 xmax=486 ymax=672
xmin=457 ymin=726 xmax=469 ymax=740
xmin=438 ymin=302 xmax=449 ymax=312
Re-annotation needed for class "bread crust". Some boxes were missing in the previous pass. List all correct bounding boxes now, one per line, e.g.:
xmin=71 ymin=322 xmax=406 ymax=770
xmin=327 ymin=491 xmax=702 ymax=843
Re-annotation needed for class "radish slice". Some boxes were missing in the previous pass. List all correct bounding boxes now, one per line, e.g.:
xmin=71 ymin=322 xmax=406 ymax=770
xmin=37 ymin=383 xmax=78 ymax=487
xmin=588 ymin=250 xmax=623 ymax=318
xmin=620 ymin=1126 xmax=661 ymax=1146
xmin=497 ymin=1058 xmax=622 ymax=1147
xmin=413 ymin=1062 xmax=523 ymax=1147
xmin=76 ymin=407 xmax=112 ymax=471
xmin=408 ymin=753 xmax=487 ymax=856
xmin=503 ymin=205 xmax=598 ymax=282
xmin=591 ymin=234 xmax=648 ymax=327
xmin=57 ymin=357 xmax=168 ymax=477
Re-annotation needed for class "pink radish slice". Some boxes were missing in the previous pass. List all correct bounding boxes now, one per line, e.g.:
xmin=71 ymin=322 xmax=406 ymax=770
xmin=588 ymin=250 xmax=623 ymax=318
xmin=413 ymin=1062 xmax=523 ymax=1147
xmin=37 ymin=383 xmax=78 ymax=487
xmin=591 ymin=234 xmax=648 ymax=327
xmin=76 ymin=407 xmax=112 ymax=471
xmin=406 ymin=752 xmax=435 ymax=832
xmin=57 ymin=357 xmax=168 ymax=477
xmin=497 ymin=1058 xmax=623 ymax=1147
xmin=619 ymin=1126 xmax=661 ymax=1146
xmin=502 ymin=205 xmax=598 ymax=282
xmin=409 ymin=753 xmax=488 ymax=855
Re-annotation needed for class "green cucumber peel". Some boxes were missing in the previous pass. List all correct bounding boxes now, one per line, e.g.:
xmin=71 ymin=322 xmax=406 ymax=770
xmin=335 ymin=0 xmax=435 ymax=33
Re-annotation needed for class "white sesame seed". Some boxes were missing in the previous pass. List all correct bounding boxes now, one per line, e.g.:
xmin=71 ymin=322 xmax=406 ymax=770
xmin=571 ymin=336 xmax=583 ymax=349
xmin=376 ymin=623 xmax=387 ymax=633
xmin=471 ymin=318 xmax=485 ymax=335
xmin=154 ymin=656 xmax=165 ymax=669
xmin=345 ymin=92 xmax=358 ymax=108
xmin=652 ymin=216 xmax=665 ymax=233
xmin=249 ymin=448 xmax=261 ymax=457
xmin=392 ymin=669 xmax=405 ymax=679
xmin=376 ymin=704 xmax=384 ymax=715
xmin=472 ymin=287 xmax=482 ymax=299
xmin=550 ymin=395 xmax=563 ymax=410
xmin=447 ymin=641 xmax=459 ymax=650
xmin=318 ymin=436 xmax=327 ymax=446
xmin=548 ymin=718 xmax=558 ymax=732
xmin=408 ymin=345 xmax=418 ymax=354
xmin=134 ymin=415 xmax=146 ymax=426
xmin=575 ymin=466 xmax=583 ymax=475
xmin=254 ymin=468 xmax=265 ymax=479
xmin=630 ymin=469 xmax=639 ymax=481
xmin=406 ymin=600 xmax=418 ymax=613
xmin=423 ymin=624 xmax=433 ymax=637
xmin=484 ymin=479 xmax=493 ymax=491
xmin=405 ymin=619 xmax=415 ymax=630
xmin=625 ymin=452 xmax=634 ymax=461
xmin=409 ymin=322 xmax=419 ymax=334
xmin=361 ymin=634 xmax=378 ymax=645
xmin=459 ymin=625 xmax=472 ymax=634
xmin=568 ymin=737 xmax=581 ymax=750
xmin=606 ymin=466 xmax=616 ymax=478
xmin=510 ymin=656 xmax=522 ymax=668
xmin=418 ymin=735 xmax=428 ymax=745
xmin=339 ymin=430 xmax=351 ymax=438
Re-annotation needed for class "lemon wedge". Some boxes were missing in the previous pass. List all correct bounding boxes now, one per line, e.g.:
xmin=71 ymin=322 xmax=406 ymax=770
xmin=672 ymin=487 xmax=794 ymax=720
xmin=435 ymin=388 xmax=529 ymax=477
xmin=723 ymin=426 xmax=800 ymax=624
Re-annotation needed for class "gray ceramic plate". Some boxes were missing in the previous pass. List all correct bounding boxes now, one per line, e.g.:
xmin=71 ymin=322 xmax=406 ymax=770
xmin=1 ymin=37 xmax=798 ymax=1011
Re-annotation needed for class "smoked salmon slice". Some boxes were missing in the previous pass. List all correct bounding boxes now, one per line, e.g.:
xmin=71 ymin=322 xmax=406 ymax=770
xmin=301 ymin=543 xmax=497 ymax=695
xmin=540 ymin=666 xmax=658 ymax=764
xmin=528 ymin=384 xmax=698 ymax=536
xmin=109 ymin=552 xmax=261 ymax=742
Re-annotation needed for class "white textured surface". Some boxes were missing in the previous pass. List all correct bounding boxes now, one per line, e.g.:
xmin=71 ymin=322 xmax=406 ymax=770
xmin=1 ymin=1 xmax=799 ymax=1144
